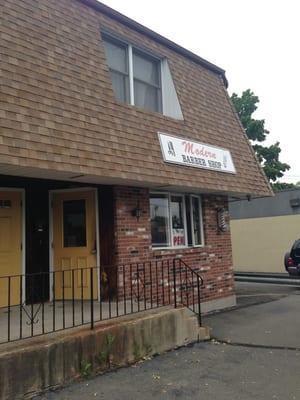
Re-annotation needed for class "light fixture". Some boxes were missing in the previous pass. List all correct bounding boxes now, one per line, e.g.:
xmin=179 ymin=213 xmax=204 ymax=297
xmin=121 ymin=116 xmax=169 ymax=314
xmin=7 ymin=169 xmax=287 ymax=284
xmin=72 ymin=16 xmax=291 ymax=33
xmin=132 ymin=200 xmax=142 ymax=221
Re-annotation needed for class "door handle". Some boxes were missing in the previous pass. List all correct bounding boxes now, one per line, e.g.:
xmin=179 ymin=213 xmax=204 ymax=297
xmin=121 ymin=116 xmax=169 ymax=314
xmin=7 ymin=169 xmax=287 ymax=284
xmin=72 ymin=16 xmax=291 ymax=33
xmin=91 ymin=239 xmax=97 ymax=254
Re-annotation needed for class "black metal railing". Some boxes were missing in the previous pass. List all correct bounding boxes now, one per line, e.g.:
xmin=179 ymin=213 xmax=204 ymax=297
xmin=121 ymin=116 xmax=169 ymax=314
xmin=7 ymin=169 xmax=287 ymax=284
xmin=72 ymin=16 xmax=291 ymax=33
xmin=0 ymin=259 xmax=203 ymax=344
xmin=174 ymin=259 xmax=203 ymax=326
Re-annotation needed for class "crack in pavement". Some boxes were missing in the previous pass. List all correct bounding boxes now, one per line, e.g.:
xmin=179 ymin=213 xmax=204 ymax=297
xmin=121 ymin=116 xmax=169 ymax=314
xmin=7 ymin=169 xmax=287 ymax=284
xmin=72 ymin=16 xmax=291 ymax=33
xmin=210 ymin=337 xmax=300 ymax=352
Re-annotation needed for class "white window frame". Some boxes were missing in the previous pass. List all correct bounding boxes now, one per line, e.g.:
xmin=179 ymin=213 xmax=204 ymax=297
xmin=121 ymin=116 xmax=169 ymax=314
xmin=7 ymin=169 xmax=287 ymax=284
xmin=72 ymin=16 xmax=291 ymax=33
xmin=189 ymin=195 xmax=205 ymax=248
xmin=102 ymin=32 xmax=162 ymax=113
xmin=132 ymin=48 xmax=162 ymax=113
xmin=150 ymin=191 xmax=204 ymax=250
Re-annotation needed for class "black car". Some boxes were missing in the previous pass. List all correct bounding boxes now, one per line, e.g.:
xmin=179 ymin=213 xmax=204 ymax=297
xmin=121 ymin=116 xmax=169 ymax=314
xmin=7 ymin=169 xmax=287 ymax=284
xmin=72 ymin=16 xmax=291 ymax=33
xmin=284 ymin=239 xmax=300 ymax=276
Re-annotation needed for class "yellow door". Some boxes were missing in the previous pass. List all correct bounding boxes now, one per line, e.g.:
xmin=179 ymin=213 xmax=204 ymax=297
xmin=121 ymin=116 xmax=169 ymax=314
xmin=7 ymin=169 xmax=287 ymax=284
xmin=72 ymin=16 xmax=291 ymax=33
xmin=0 ymin=191 xmax=22 ymax=307
xmin=52 ymin=190 xmax=98 ymax=300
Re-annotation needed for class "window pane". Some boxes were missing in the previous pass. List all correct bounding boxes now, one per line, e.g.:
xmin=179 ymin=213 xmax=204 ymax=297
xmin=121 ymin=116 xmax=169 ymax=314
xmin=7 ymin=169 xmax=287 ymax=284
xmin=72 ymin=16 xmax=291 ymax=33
xmin=134 ymin=80 xmax=161 ymax=112
xmin=171 ymin=196 xmax=186 ymax=247
xmin=185 ymin=196 xmax=193 ymax=246
xmin=103 ymin=38 xmax=128 ymax=74
xmin=192 ymin=197 xmax=202 ymax=245
xmin=0 ymin=200 xmax=11 ymax=208
xmin=110 ymin=70 xmax=129 ymax=103
xmin=150 ymin=194 xmax=170 ymax=247
xmin=63 ymin=200 xmax=86 ymax=247
xmin=133 ymin=51 xmax=159 ymax=85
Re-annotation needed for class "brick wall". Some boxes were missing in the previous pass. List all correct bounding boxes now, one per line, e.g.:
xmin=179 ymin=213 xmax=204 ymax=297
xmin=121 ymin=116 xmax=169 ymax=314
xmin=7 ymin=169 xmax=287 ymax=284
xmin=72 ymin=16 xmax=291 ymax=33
xmin=113 ymin=186 xmax=234 ymax=306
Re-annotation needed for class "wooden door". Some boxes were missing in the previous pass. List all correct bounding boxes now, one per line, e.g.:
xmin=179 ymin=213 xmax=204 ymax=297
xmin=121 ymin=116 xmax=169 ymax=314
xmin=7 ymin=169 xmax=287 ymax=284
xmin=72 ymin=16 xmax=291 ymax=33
xmin=0 ymin=191 xmax=22 ymax=307
xmin=52 ymin=190 xmax=98 ymax=300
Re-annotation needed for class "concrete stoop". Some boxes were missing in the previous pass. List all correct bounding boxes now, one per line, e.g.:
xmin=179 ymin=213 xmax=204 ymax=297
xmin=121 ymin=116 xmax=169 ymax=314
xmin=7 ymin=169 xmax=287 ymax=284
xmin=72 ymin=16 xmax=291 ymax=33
xmin=0 ymin=306 xmax=210 ymax=400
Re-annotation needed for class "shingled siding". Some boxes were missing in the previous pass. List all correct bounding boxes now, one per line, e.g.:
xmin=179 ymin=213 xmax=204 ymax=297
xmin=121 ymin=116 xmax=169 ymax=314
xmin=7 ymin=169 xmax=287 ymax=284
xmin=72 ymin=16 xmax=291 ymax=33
xmin=113 ymin=186 xmax=234 ymax=305
xmin=0 ymin=0 xmax=270 ymax=197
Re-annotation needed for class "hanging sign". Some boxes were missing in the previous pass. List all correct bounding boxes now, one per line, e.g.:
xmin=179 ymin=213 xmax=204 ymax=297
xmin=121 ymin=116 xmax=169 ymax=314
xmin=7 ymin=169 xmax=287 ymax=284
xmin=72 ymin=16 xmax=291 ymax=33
xmin=172 ymin=229 xmax=185 ymax=246
xmin=158 ymin=132 xmax=236 ymax=174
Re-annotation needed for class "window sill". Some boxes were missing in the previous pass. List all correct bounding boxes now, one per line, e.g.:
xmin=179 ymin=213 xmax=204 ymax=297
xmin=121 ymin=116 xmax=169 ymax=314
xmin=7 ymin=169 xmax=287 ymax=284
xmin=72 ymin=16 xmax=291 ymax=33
xmin=152 ymin=244 xmax=205 ymax=252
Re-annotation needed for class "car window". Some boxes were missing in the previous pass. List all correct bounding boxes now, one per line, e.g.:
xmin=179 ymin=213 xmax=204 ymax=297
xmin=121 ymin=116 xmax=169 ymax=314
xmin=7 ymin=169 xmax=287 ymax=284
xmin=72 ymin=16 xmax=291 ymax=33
xmin=291 ymin=240 xmax=300 ymax=258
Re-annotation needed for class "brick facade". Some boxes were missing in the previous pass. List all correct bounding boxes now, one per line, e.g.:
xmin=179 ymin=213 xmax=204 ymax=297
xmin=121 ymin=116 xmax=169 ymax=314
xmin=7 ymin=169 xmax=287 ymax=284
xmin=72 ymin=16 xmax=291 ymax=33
xmin=113 ymin=186 xmax=234 ymax=305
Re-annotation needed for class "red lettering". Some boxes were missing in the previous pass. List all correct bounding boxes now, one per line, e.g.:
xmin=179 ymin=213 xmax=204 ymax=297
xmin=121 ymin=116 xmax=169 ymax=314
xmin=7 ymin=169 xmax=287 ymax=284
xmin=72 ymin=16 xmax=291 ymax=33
xmin=182 ymin=141 xmax=194 ymax=154
xmin=182 ymin=141 xmax=217 ymax=159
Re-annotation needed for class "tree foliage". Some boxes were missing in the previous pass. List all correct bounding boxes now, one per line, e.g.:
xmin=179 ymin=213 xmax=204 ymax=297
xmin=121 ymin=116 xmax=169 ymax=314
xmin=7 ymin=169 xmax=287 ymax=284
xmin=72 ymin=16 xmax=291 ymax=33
xmin=272 ymin=182 xmax=296 ymax=192
xmin=231 ymin=89 xmax=290 ymax=184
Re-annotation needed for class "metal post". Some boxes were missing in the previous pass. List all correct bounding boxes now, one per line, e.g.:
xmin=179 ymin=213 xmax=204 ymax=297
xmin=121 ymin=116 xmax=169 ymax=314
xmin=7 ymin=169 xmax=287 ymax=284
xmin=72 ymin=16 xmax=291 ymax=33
xmin=53 ymin=271 xmax=56 ymax=332
xmin=19 ymin=275 xmax=23 ymax=340
xmin=197 ymin=277 xmax=202 ymax=326
xmin=72 ymin=269 xmax=75 ymax=327
xmin=8 ymin=277 xmax=11 ymax=342
xmin=173 ymin=259 xmax=177 ymax=309
xmin=62 ymin=270 xmax=65 ymax=330
xmin=90 ymin=268 xmax=94 ymax=330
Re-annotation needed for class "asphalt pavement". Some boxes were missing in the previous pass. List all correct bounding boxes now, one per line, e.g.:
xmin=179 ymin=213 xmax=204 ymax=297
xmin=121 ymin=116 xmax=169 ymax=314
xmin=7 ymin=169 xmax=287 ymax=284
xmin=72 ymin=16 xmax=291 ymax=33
xmin=34 ymin=282 xmax=300 ymax=400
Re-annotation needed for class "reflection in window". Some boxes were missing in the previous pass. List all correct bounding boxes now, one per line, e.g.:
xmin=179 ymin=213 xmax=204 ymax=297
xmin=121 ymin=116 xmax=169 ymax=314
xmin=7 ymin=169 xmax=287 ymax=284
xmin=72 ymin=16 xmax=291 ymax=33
xmin=103 ymin=37 xmax=130 ymax=103
xmin=0 ymin=200 xmax=12 ymax=209
xmin=150 ymin=194 xmax=170 ymax=247
xmin=150 ymin=193 xmax=204 ymax=248
xmin=63 ymin=200 xmax=86 ymax=247
xmin=192 ymin=196 xmax=202 ymax=246
xmin=171 ymin=195 xmax=185 ymax=246
xmin=102 ymin=33 xmax=162 ymax=113
xmin=133 ymin=51 xmax=161 ymax=113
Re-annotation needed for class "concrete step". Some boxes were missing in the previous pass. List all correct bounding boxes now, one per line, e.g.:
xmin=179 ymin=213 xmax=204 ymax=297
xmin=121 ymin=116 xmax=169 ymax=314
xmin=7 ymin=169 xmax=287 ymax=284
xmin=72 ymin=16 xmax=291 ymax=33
xmin=0 ymin=306 xmax=210 ymax=400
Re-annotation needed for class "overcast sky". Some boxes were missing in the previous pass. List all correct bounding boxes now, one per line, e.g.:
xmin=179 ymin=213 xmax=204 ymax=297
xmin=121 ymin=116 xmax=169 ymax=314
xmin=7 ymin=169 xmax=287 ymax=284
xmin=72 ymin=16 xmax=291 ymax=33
xmin=100 ymin=0 xmax=300 ymax=184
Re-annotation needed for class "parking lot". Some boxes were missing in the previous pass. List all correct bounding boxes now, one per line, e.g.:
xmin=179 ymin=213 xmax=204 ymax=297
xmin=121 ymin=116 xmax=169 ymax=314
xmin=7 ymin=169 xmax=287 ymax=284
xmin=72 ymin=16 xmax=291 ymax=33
xmin=35 ymin=282 xmax=300 ymax=400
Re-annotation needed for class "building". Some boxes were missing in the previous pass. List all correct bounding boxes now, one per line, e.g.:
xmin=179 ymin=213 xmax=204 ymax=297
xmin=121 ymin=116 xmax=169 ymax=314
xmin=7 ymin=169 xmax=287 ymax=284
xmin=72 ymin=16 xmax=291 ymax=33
xmin=0 ymin=0 xmax=272 ymax=318
xmin=230 ymin=189 xmax=300 ymax=274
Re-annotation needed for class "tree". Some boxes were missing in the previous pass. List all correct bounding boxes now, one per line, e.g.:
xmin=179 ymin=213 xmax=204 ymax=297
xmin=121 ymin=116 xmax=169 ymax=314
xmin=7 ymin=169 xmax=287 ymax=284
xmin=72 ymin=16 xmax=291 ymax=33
xmin=272 ymin=182 xmax=296 ymax=191
xmin=230 ymin=89 xmax=290 ymax=185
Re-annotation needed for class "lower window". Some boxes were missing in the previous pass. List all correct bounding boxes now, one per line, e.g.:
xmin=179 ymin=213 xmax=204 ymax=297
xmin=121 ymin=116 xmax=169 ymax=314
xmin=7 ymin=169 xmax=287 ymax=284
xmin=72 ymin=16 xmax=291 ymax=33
xmin=150 ymin=192 xmax=204 ymax=248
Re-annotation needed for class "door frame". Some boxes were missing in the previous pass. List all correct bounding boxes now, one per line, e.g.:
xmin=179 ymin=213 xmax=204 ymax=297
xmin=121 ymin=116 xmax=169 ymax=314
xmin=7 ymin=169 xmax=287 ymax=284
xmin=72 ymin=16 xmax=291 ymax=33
xmin=48 ymin=187 xmax=100 ymax=301
xmin=0 ymin=187 xmax=26 ymax=304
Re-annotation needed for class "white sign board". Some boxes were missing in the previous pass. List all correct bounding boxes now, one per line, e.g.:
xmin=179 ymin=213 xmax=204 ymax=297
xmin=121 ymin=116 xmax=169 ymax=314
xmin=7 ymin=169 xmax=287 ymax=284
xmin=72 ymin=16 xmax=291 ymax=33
xmin=172 ymin=229 xmax=185 ymax=247
xmin=158 ymin=133 xmax=236 ymax=174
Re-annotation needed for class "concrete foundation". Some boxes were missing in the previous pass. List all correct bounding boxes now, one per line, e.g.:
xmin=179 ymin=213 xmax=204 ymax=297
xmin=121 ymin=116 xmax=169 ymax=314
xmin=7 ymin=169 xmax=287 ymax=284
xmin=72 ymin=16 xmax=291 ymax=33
xmin=0 ymin=306 xmax=210 ymax=400
xmin=201 ymin=295 xmax=236 ymax=314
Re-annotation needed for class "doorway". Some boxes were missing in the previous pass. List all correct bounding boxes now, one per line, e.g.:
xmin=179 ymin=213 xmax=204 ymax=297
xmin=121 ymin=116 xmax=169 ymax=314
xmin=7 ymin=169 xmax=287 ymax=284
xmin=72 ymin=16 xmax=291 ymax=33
xmin=0 ymin=190 xmax=23 ymax=307
xmin=51 ymin=189 xmax=99 ymax=300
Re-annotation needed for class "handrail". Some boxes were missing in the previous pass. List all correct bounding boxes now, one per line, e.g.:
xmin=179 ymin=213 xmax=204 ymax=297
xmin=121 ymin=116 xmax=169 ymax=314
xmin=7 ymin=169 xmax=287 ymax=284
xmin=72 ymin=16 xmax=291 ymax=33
xmin=172 ymin=259 xmax=204 ymax=326
xmin=178 ymin=259 xmax=204 ymax=283
xmin=0 ymin=259 xmax=203 ymax=344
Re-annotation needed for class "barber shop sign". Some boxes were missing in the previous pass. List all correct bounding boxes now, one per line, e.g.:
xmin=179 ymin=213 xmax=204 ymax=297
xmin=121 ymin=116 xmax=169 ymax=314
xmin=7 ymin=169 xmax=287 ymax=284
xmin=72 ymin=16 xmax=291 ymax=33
xmin=158 ymin=132 xmax=236 ymax=174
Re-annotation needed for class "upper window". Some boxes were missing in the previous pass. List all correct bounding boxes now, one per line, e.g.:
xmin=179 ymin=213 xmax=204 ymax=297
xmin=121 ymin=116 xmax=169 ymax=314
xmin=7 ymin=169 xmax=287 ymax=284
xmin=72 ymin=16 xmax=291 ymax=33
xmin=103 ymin=34 xmax=162 ymax=113
xmin=133 ymin=50 xmax=162 ymax=112
xmin=102 ymin=32 xmax=184 ymax=119
xmin=150 ymin=192 xmax=204 ymax=248
xmin=103 ymin=37 xmax=130 ymax=103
